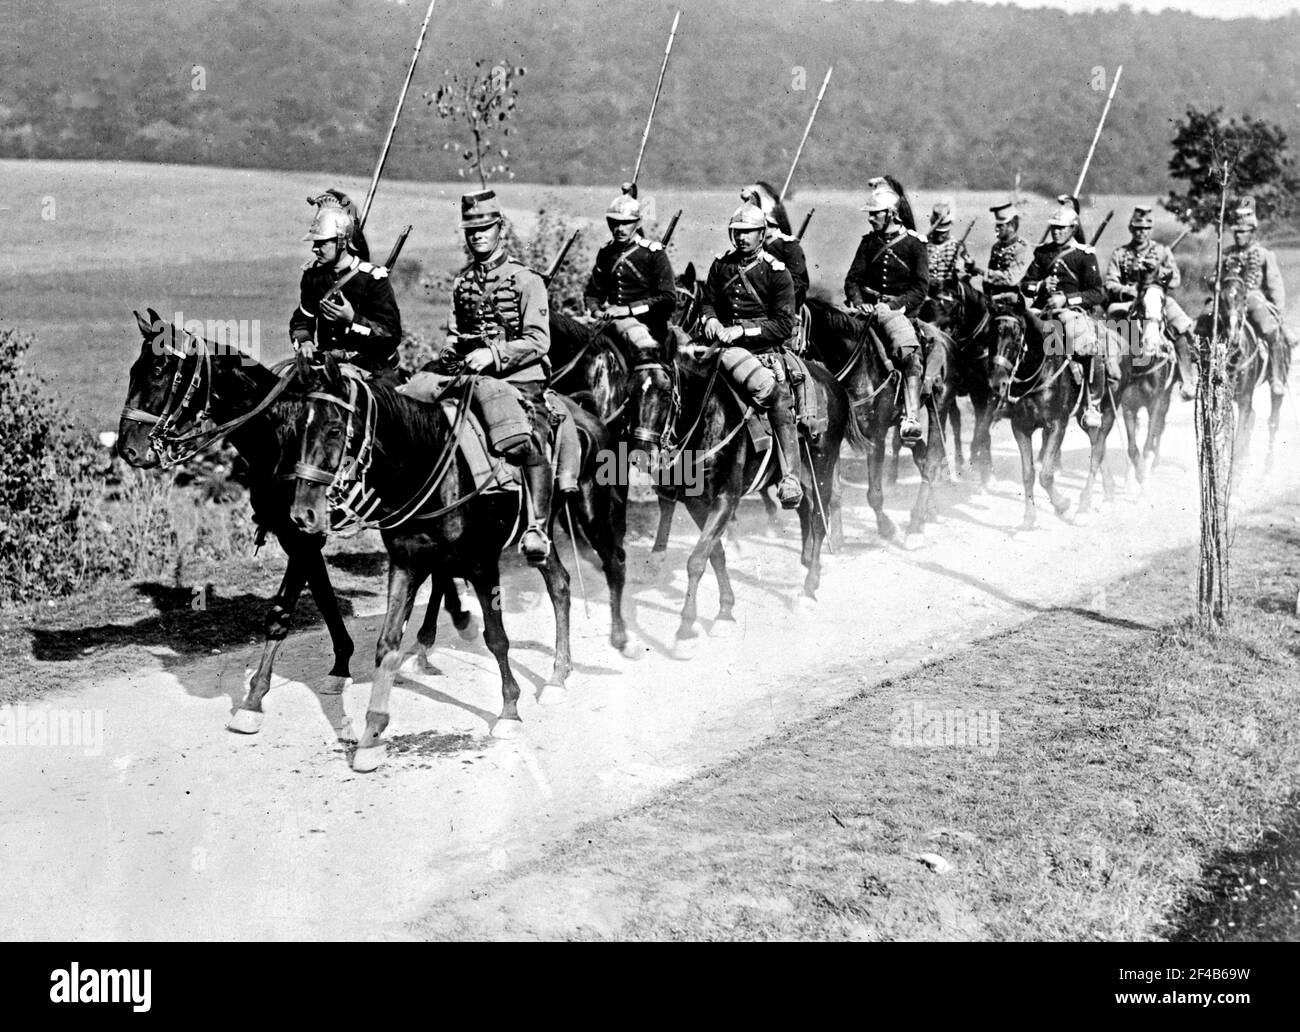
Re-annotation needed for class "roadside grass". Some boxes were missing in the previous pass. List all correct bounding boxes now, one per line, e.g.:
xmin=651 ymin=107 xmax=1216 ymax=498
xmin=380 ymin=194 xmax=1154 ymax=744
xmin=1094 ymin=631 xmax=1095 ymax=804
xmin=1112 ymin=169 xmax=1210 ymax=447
xmin=411 ymin=499 xmax=1300 ymax=941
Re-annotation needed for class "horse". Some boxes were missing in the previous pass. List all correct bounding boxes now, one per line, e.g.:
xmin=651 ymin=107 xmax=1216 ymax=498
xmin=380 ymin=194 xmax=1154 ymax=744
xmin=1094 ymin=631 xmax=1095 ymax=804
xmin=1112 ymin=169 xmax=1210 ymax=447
xmin=918 ymin=282 xmax=1001 ymax=488
xmin=1115 ymin=273 xmax=1181 ymax=489
xmin=804 ymin=298 xmax=956 ymax=546
xmin=117 ymin=310 xmax=476 ymax=741
xmin=547 ymin=309 xmax=634 ymax=428
xmin=1197 ymin=271 xmax=1284 ymax=486
xmin=289 ymin=356 xmax=631 ymax=770
xmin=628 ymin=337 xmax=858 ymax=657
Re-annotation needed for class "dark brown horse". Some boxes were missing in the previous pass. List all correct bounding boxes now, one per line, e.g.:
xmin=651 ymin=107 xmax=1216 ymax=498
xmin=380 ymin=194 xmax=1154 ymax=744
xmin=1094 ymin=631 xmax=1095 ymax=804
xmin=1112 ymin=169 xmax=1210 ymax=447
xmin=628 ymin=340 xmax=857 ymax=657
xmin=290 ymin=357 xmax=631 ymax=770
xmin=117 ymin=310 xmax=476 ymax=743
xmin=804 ymin=298 xmax=955 ymax=547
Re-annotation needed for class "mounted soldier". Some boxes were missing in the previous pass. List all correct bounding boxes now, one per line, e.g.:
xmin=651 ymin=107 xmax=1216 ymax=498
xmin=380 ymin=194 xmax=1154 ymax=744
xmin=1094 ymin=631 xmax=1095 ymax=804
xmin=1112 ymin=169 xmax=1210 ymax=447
xmin=1021 ymin=202 xmax=1109 ymax=428
xmin=446 ymin=188 xmax=555 ymax=565
xmin=290 ymin=194 xmax=401 ymax=380
xmin=582 ymin=191 xmax=677 ymax=361
xmin=843 ymin=179 xmax=929 ymax=442
xmin=1223 ymin=197 xmax=1289 ymax=399
xmin=926 ymin=198 xmax=979 ymax=307
xmin=740 ymin=181 xmax=810 ymax=310
xmin=1104 ymin=205 xmax=1198 ymax=400
xmin=983 ymin=201 xmax=1032 ymax=293
xmin=699 ymin=202 xmax=803 ymax=508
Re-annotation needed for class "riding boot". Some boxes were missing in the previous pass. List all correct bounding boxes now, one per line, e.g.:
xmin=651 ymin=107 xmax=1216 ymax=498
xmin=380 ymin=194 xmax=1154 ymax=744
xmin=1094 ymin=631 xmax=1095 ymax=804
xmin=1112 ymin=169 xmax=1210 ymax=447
xmin=900 ymin=349 xmax=924 ymax=443
xmin=519 ymin=459 xmax=553 ymax=566
xmin=1173 ymin=330 xmax=1198 ymax=401
xmin=768 ymin=386 xmax=804 ymax=509
xmin=1080 ymin=356 xmax=1101 ymax=429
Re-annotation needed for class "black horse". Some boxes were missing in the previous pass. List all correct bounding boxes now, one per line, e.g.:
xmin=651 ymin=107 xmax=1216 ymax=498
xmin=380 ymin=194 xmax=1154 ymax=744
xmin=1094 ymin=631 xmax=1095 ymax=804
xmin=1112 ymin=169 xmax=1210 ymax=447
xmin=117 ymin=310 xmax=476 ymax=741
xmin=628 ymin=340 xmax=858 ymax=657
xmin=290 ymin=357 xmax=630 ymax=770
xmin=804 ymin=298 xmax=955 ymax=546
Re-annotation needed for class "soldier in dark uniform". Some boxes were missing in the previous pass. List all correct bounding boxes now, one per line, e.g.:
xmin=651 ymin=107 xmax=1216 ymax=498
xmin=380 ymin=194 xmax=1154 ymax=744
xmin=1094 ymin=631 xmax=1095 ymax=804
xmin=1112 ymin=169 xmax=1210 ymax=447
xmin=1104 ymin=205 xmax=1197 ymax=399
xmin=582 ymin=192 xmax=676 ymax=359
xmin=700 ymin=202 xmax=803 ymax=508
xmin=740 ymin=182 xmax=810 ymax=309
xmin=1223 ymin=198 xmax=1288 ymax=397
xmin=446 ymin=189 xmax=555 ymax=564
xmin=926 ymin=198 xmax=979 ymax=309
xmin=291 ymin=197 xmax=401 ymax=380
xmin=843 ymin=180 xmax=929 ymax=441
xmin=983 ymin=201 xmax=1032 ymax=292
xmin=1021 ymin=203 xmax=1108 ymax=428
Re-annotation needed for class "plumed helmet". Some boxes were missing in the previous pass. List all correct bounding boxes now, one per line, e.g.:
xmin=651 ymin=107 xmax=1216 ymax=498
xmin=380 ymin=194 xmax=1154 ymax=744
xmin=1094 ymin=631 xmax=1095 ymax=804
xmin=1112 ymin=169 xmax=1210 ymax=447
xmin=1129 ymin=205 xmax=1154 ymax=230
xmin=1047 ymin=204 xmax=1080 ymax=228
xmin=606 ymin=193 xmax=642 ymax=222
xmin=861 ymin=181 xmax=901 ymax=214
xmin=741 ymin=183 xmax=778 ymax=226
xmin=1232 ymin=197 xmax=1258 ymax=230
xmin=460 ymin=189 xmax=503 ymax=229
xmin=990 ymin=201 xmax=1019 ymax=225
xmin=728 ymin=203 xmax=767 ymax=232
xmin=930 ymin=198 xmax=955 ymax=228
xmin=303 ymin=204 xmax=355 ymax=243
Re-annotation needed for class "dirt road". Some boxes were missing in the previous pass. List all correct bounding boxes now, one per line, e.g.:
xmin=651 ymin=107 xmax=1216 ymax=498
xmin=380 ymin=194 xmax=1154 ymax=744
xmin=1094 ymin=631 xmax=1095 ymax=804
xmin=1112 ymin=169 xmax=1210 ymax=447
xmin=4 ymin=388 xmax=1300 ymax=940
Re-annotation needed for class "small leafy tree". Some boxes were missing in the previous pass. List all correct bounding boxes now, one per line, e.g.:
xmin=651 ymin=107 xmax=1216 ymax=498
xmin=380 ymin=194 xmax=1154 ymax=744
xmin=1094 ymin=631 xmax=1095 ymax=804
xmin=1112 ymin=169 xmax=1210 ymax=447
xmin=428 ymin=61 xmax=524 ymax=188
xmin=1166 ymin=107 xmax=1300 ymax=231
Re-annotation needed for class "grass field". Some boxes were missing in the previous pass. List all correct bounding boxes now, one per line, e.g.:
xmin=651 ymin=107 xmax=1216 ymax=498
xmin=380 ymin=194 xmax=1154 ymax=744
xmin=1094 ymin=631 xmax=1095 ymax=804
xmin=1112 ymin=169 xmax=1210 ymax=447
xmin=0 ymin=158 xmax=1235 ymax=431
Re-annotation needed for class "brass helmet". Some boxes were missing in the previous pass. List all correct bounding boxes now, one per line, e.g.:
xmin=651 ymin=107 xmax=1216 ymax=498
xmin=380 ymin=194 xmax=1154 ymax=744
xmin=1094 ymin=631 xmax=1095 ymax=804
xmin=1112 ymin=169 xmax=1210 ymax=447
xmin=861 ymin=181 xmax=901 ymax=214
xmin=728 ymin=202 xmax=767 ymax=232
xmin=741 ymin=183 xmax=779 ymax=227
xmin=303 ymin=203 xmax=355 ymax=245
xmin=1046 ymin=204 xmax=1080 ymax=228
xmin=606 ymin=193 xmax=642 ymax=222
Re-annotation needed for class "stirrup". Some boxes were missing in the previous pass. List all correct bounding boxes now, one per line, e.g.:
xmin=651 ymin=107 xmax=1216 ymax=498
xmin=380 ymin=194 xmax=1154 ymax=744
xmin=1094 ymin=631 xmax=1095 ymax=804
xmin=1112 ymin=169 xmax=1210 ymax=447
xmin=777 ymin=474 xmax=803 ymax=509
xmin=519 ymin=525 xmax=551 ymax=566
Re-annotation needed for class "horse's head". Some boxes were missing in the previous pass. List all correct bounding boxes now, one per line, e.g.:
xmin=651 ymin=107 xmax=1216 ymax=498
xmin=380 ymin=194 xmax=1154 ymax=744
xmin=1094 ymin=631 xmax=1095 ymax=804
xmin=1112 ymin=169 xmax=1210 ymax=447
xmin=989 ymin=294 xmax=1028 ymax=402
xmin=1217 ymin=273 xmax=1248 ymax=344
xmin=629 ymin=348 xmax=680 ymax=473
xmin=674 ymin=263 xmax=703 ymax=336
xmin=118 ymin=308 xmax=202 ymax=467
xmin=290 ymin=356 xmax=356 ymax=536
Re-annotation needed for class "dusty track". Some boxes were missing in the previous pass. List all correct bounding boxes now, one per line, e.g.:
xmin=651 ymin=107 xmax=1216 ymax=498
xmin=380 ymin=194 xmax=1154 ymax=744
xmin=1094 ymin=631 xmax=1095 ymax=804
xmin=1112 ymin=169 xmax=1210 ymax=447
xmin=4 ymin=386 xmax=1300 ymax=940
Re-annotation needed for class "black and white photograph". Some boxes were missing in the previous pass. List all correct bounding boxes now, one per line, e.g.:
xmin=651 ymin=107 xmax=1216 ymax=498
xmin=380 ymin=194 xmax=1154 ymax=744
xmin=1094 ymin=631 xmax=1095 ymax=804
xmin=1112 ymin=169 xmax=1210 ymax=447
xmin=2 ymin=0 xmax=1299 ymax=971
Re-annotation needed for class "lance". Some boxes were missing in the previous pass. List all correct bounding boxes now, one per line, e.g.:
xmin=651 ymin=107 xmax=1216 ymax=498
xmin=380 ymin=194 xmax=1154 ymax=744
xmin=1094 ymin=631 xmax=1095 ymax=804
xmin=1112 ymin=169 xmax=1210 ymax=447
xmin=1074 ymin=64 xmax=1123 ymax=201
xmin=796 ymin=208 xmax=816 ymax=241
xmin=660 ymin=208 xmax=683 ymax=247
xmin=543 ymin=229 xmax=581 ymax=285
xmin=327 ymin=225 xmax=412 ymax=300
xmin=1169 ymin=227 xmax=1192 ymax=252
xmin=779 ymin=66 xmax=833 ymax=204
xmin=629 ymin=10 xmax=681 ymax=196
xmin=359 ymin=0 xmax=439 ymax=229
xmin=1089 ymin=210 xmax=1114 ymax=247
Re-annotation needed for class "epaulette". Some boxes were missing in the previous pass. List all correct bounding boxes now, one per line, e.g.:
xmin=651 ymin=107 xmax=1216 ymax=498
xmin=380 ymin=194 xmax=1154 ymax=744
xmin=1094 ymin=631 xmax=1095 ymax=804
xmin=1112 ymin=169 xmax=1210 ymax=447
xmin=759 ymin=251 xmax=787 ymax=271
xmin=906 ymin=229 xmax=926 ymax=242
xmin=1073 ymin=242 xmax=1096 ymax=255
xmin=357 ymin=260 xmax=389 ymax=279
xmin=637 ymin=238 xmax=664 ymax=252
xmin=775 ymin=231 xmax=798 ymax=242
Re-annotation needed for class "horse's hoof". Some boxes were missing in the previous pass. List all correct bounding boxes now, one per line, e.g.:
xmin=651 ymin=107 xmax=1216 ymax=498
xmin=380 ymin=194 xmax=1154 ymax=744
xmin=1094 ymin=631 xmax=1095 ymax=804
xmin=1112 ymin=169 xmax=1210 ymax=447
xmin=618 ymin=635 xmax=643 ymax=660
xmin=332 ymin=721 xmax=358 ymax=745
xmin=455 ymin=613 xmax=479 ymax=641
xmin=903 ymin=532 xmax=926 ymax=551
xmin=227 ymin=708 xmax=264 ymax=735
xmin=710 ymin=617 xmax=739 ymax=639
xmin=538 ymin=682 xmax=568 ymax=706
xmin=792 ymin=594 xmax=818 ymax=614
xmin=414 ymin=652 xmax=442 ymax=676
xmin=491 ymin=717 xmax=523 ymax=740
xmin=672 ymin=636 xmax=699 ymax=661
xmin=352 ymin=743 xmax=386 ymax=773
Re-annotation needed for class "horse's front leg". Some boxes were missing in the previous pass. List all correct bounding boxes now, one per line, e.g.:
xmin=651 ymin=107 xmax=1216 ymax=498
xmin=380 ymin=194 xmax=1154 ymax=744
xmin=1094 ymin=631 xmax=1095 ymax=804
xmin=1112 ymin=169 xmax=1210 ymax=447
xmin=905 ymin=423 xmax=936 ymax=547
xmin=867 ymin=427 xmax=897 ymax=540
xmin=230 ymin=547 xmax=313 ymax=735
xmin=651 ymin=493 xmax=675 ymax=554
xmin=674 ymin=491 xmax=736 ymax=659
xmin=438 ymin=576 xmax=478 ymax=640
xmin=1267 ymin=390 xmax=1284 ymax=473
xmin=1121 ymin=397 xmax=1143 ymax=487
xmin=466 ymin=566 xmax=525 ymax=738
xmin=1012 ymin=417 xmax=1037 ymax=531
xmin=946 ymin=396 xmax=964 ymax=481
xmin=535 ymin=542 xmax=573 ymax=705
xmin=1147 ymin=382 xmax=1173 ymax=474
xmin=1040 ymin=416 xmax=1072 ymax=521
xmin=353 ymin=562 xmax=424 ymax=772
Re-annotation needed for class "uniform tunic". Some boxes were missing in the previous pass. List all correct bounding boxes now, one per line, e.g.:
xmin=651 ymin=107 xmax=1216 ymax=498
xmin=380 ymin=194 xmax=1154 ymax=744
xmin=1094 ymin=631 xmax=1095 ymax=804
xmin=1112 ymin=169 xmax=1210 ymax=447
xmin=700 ymin=249 xmax=796 ymax=353
xmin=1104 ymin=240 xmax=1180 ymax=295
xmin=926 ymin=237 xmax=973 ymax=289
xmin=290 ymin=254 xmax=401 ymax=372
xmin=1021 ymin=240 xmax=1105 ymax=311
xmin=582 ymin=235 xmax=676 ymax=342
xmin=985 ymin=235 xmax=1033 ymax=289
xmin=844 ymin=227 xmax=929 ymax=317
xmin=448 ymin=248 xmax=550 ymax=384
xmin=1223 ymin=241 xmax=1286 ymax=312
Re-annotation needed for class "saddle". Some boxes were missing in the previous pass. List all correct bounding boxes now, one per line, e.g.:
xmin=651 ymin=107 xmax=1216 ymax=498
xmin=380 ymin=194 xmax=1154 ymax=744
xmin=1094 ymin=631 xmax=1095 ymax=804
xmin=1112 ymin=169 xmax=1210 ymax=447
xmin=717 ymin=347 xmax=827 ymax=452
xmin=396 ymin=372 xmax=582 ymax=496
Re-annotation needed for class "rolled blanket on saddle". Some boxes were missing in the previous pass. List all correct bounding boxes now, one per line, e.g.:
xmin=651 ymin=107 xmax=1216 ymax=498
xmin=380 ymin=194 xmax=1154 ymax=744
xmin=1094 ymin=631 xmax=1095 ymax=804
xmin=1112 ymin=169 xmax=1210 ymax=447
xmin=717 ymin=347 xmax=827 ymax=435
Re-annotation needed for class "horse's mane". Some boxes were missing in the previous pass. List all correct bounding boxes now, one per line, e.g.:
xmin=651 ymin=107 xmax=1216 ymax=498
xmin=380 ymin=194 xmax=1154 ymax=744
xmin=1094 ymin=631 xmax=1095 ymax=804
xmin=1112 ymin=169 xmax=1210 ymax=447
xmin=364 ymin=376 xmax=449 ymax=454
xmin=806 ymin=297 xmax=870 ymax=343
